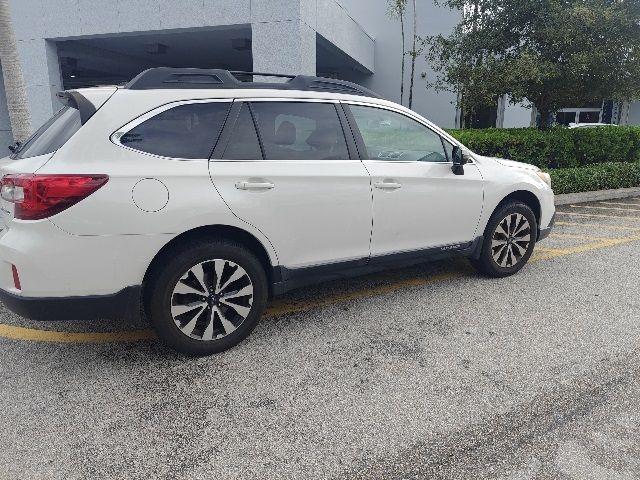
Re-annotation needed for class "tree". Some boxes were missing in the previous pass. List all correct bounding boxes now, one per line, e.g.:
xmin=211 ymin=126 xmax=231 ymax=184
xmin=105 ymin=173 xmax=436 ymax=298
xmin=408 ymin=0 xmax=419 ymax=109
xmin=0 ymin=0 xmax=31 ymax=143
xmin=424 ymin=0 xmax=640 ymax=128
xmin=387 ymin=0 xmax=408 ymax=105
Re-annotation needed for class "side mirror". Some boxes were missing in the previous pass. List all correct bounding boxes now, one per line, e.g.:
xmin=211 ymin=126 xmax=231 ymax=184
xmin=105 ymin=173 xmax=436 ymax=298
xmin=451 ymin=145 xmax=468 ymax=175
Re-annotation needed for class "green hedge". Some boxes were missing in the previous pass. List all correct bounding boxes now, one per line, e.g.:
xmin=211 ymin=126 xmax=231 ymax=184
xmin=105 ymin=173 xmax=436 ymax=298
xmin=446 ymin=127 xmax=640 ymax=169
xmin=548 ymin=162 xmax=640 ymax=194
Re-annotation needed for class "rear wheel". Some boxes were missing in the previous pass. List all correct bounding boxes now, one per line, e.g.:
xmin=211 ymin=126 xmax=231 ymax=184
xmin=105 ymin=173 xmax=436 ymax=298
xmin=470 ymin=202 xmax=537 ymax=278
xmin=146 ymin=240 xmax=268 ymax=355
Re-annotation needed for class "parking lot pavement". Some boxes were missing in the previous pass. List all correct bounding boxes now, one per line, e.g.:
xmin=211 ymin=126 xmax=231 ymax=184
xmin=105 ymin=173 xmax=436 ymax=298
xmin=1 ymin=197 xmax=640 ymax=480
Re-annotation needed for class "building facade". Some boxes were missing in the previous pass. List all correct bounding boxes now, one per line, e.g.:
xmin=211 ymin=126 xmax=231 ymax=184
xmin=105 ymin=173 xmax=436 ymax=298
xmin=1 ymin=0 xmax=638 ymax=154
xmin=0 ymin=0 xmax=463 ymax=154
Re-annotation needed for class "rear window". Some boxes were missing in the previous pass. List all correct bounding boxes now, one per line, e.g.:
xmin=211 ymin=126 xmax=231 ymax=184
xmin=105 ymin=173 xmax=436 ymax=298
xmin=119 ymin=102 xmax=231 ymax=159
xmin=13 ymin=106 xmax=82 ymax=159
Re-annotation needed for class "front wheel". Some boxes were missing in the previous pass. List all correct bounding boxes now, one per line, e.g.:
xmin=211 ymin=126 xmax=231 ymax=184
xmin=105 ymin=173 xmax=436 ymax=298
xmin=470 ymin=202 xmax=538 ymax=278
xmin=146 ymin=240 xmax=268 ymax=356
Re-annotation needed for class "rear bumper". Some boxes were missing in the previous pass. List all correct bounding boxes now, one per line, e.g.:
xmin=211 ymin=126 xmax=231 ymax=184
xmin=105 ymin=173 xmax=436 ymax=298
xmin=0 ymin=286 xmax=141 ymax=321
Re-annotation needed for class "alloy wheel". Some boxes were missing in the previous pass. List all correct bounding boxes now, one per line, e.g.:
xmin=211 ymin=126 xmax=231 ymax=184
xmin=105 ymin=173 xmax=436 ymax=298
xmin=491 ymin=213 xmax=531 ymax=268
xmin=170 ymin=259 xmax=254 ymax=341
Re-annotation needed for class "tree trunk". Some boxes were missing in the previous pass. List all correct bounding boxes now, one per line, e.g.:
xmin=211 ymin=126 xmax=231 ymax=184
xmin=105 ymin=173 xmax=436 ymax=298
xmin=0 ymin=0 xmax=31 ymax=143
xmin=408 ymin=0 xmax=417 ymax=109
xmin=400 ymin=12 xmax=406 ymax=105
xmin=537 ymin=105 xmax=552 ymax=130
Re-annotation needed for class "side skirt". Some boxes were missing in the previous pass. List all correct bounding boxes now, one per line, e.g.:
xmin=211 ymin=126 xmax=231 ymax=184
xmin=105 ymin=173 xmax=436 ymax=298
xmin=272 ymin=237 xmax=483 ymax=295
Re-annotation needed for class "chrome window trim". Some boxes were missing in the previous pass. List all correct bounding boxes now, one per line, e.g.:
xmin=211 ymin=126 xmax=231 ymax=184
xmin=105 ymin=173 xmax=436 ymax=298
xmin=233 ymin=98 xmax=341 ymax=104
xmin=110 ymin=98 xmax=233 ymax=161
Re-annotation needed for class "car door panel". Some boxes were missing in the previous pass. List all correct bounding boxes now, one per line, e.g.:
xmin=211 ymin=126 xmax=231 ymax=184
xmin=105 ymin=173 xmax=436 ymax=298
xmin=364 ymin=161 xmax=484 ymax=256
xmin=209 ymin=101 xmax=373 ymax=270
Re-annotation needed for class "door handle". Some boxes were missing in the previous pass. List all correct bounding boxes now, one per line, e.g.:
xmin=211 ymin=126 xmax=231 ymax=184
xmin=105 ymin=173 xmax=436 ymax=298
xmin=374 ymin=181 xmax=402 ymax=190
xmin=235 ymin=181 xmax=275 ymax=191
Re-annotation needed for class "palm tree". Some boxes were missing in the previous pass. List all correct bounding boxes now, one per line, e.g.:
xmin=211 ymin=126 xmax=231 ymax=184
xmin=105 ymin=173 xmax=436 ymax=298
xmin=0 ymin=0 xmax=31 ymax=144
xmin=387 ymin=0 xmax=408 ymax=105
xmin=408 ymin=0 xmax=417 ymax=109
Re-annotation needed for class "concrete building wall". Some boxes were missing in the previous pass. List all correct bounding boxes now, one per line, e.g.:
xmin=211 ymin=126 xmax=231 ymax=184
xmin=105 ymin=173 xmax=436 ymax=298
xmin=502 ymin=99 xmax=533 ymax=128
xmin=316 ymin=0 xmax=375 ymax=73
xmin=5 ymin=0 xmax=374 ymax=135
xmin=625 ymin=101 xmax=640 ymax=126
xmin=335 ymin=0 xmax=461 ymax=127
xmin=0 ymin=66 xmax=13 ymax=156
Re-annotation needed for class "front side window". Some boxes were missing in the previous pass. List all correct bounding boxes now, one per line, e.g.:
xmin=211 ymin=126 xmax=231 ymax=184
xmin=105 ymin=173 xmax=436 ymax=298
xmin=13 ymin=106 xmax=82 ymax=159
xmin=349 ymin=105 xmax=448 ymax=162
xmin=250 ymin=102 xmax=349 ymax=160
xmin=120 ymin=102 xmax=231 ymax=159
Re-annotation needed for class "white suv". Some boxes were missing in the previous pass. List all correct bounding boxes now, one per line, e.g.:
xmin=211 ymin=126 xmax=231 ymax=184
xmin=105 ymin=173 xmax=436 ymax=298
xmin=0 ymin=68 xmax=555 ymax=355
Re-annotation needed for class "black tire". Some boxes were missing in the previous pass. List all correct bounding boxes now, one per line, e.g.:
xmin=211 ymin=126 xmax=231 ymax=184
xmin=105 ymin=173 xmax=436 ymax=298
xmin=145 ymin=240 xmax=268 ymax=356
xmin=470 ymin=201 xmax=538 ymax=278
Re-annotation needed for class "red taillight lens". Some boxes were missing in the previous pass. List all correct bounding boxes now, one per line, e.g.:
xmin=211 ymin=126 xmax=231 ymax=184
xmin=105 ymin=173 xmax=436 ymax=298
xmin=0 ymin=174 xmax=108 ymax=220
xmin=11 ymin=264 xmax=21 ymax=290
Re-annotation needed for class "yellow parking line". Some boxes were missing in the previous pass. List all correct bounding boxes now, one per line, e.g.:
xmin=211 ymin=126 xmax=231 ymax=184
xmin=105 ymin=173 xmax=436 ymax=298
xmin=264 ymin=272 xmax=459 ymax=318
xmin=570 ymin=204 xmax=640 ymax=213
xmin=531 ymin=235 xmax=640 ymax=262
xmin=0 ymin=324 xmax=155 ymax=343
xmin=3 ymin=232 xmax=640 ymax=345
xmin=555 ymin=221 xmax=640 ymax=232
xmin=599 ymin=201 xmax=640 ymax=207
xmin=556 ymin=211 xmax=640 ymax=221
xmin=550 ymin=232 xmax=615 ymax=241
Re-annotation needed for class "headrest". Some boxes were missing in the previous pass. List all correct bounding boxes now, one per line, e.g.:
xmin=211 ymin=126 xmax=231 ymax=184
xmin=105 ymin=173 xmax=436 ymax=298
xmin=306 ymin=126 xmax=338 ymax=150
xmin=274 ymin=121 xmax=296 ymax=145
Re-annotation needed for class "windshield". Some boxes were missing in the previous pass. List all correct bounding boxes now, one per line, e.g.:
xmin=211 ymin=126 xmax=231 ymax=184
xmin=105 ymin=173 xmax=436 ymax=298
xmin=12 ymin=106 xmax=82 ymax=159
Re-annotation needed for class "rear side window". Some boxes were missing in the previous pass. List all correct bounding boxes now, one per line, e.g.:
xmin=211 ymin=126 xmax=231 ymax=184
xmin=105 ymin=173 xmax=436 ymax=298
xmin=120 ymin=102 xmax=231 ymax=159
xmin=13 ymin=106 xmax=82 ymax=159
xmin=222 ymin=104 xmax=263 ymax=160
xmin=250 ymin=102 xmax=349 ymax=160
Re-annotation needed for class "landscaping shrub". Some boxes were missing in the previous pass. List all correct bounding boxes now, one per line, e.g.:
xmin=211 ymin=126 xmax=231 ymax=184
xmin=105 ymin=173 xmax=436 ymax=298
xmin=446 ymin=126 xmax=640 ymax=169
xmin=547 ymin=162 xmax=640 ymax=194
xmin=570 ymin=127 xmax=640 ymax=165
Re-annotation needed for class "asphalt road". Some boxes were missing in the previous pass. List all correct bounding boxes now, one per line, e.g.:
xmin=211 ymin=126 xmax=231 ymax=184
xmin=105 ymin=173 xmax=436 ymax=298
xmin=1 ymin=197 xmax=640 ymax=480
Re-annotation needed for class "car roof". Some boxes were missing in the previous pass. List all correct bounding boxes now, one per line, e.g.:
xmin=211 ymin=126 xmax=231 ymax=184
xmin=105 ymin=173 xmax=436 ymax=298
xmin=125 ymin=67 xmax=383 ymax=99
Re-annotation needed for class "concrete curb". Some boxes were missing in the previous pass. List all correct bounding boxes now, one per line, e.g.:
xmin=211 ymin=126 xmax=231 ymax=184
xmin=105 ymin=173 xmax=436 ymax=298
xmin=555 ymin=187 xmax=640 ymax=206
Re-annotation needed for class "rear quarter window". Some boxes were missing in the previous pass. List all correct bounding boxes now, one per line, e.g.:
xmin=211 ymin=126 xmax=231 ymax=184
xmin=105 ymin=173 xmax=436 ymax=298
xmin=13 ymin=106 xmax=82 ymax=159
xmin=119 ymin=102 xmax=231 ymax=159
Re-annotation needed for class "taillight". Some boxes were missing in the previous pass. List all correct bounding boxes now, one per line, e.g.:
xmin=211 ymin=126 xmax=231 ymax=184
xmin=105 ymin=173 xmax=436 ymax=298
xmin=0 ymin=174 xmax=109 ymax=220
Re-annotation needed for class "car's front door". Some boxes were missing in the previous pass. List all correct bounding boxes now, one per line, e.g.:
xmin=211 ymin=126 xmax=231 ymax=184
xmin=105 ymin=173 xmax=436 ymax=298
xmin=210 ymin=100 xmax=373 ymax=272
xmin=345 ymin=103 xmax=484 ymax=258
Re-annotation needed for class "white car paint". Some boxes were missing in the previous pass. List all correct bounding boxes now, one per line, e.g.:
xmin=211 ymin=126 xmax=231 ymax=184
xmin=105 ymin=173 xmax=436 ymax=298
xmin=365 ymin=160 xmax=485 ymax=255
xmin=0 ymin=84 xmax=554 ymax=303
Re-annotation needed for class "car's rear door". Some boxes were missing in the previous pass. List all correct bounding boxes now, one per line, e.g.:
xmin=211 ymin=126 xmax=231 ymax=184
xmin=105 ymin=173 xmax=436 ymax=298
xmin=209 ymin=99 xmax=373 ymax=273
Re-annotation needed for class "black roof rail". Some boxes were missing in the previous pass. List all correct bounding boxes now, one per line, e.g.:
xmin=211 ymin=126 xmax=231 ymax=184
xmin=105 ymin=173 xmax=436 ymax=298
xmin=125 ymin=67 xmax=381 ymax=99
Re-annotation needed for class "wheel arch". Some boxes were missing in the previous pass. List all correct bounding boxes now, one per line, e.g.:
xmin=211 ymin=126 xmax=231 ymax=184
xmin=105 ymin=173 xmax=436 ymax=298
xmin=142 ymin=224 xmax=278 ymax=301
xmin=495 ymin=190 xmax=542 ymax=227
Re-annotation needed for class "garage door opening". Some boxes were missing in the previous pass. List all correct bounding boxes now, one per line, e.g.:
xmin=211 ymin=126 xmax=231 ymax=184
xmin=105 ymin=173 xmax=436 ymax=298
xmin=56 ymin=26 xmax=252 ymax=89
